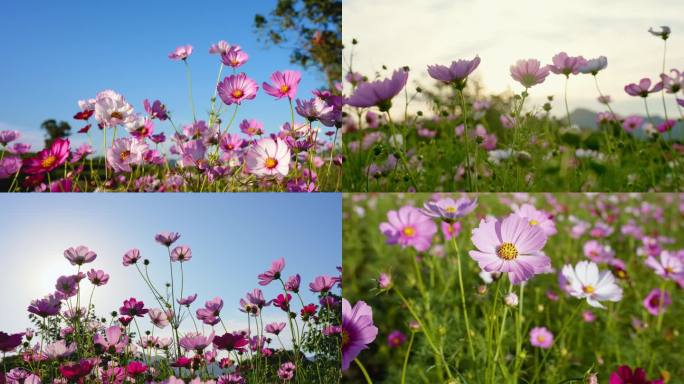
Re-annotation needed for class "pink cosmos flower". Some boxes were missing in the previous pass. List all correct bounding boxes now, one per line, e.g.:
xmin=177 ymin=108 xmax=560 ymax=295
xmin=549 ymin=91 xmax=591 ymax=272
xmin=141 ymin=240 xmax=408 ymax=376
xmin=0 ymin=156 xmax=22 ymax=179
xmin=94 ymin=326 xmax=129 ymax=354
xmin=127 ymin=361 xmax=147 ymax=377
xmin=177 ymin=294 xmax=197 ymax=306
xmin=309 ymin=275 xmax=336 ymax=293
xmin=119 ymin=298 xmax=148 ymax=317
xmin=258 ymin=258 xmax=285 ymax=286
xmin=23 ymin=138 xmax=70 ymax=175
xmin=180 ymin=332 xmax=215 ymax=353
xmin=379 ymin=205 xmax=437 ymax=252
xmin=148 ymin=309 xmax=170 ymax=328
xmin=341 ymin=299 xmax=378 ymax=370
xmin=168 ymin=45 xmax=193 ymax=60
xmin=170 ymin=245 xmax=192 ymax=262
xmin=387 ymin=330 xmax=407 ymax=348
xmin=277 ymin=362 xmax=296 ymax=380
xmin=106 ymin=137 xmax=148 ymax=173
xmin=196 ymin=297 xmax=223 ymax=325
xmin=124 ymin=115 xmax=155 ymax=140
xmin=295 ymin=97 xmax=335 ymax=125
xmin=346 ymin=69 xmax=409 ymax=111
xmin=622 ymin=115 xmax=644 ymax=133
xmin=221 ymin=46 xmax=249 ymax=68
xmin=94 ymin=89 xmax=134 ymax=128
xmin=28 ymin=293 xmax=62 ymax=317
xmin=645 ymin=251 xmax=683 ymax=281
xmin=213 ymin=332 xmax=249 ymax=352
xmin=624 ymin=78 xmax=664 ymax=97
xmin=56 ymin=275 xmax=79 ymax=298
xmin=285 ymin=274 xmax=301 ymax=292
xmin=239 ymin=119 xmax=264 ymax=136
xmin=500 ymin=114 xmax=516 ymax=129
xmin=273 ymin=293 xmax=292 ymax=311
xmin=265 ymin=322 xmax=286 ymax=335
xmin=529 ymin=326 xmax=553 ymax=348
xmin=583 ymin=240 xmax=615 ymax=263
xmin=86 ymin=269 xmax=109 ymax=286
xmin=422 ymin=197 xmax=478 ymax=223
xmin=262 ymin=70 xmax=302 ymax=99
xmin=643 ymin=288 xmax=671 ymax=316
xmin=582 ymin=310 xmax=596 ymax=323
xmin=245 ymin=137 xmax=291 ymax=177
xmin=513 ymin=204 xmax=557 ymax=236
xmin=155 ymin=232 xmax=181 ymax=247
xmin=547 ymin=52 xmax=587 ymax=76
xmin=442 ymin=221 xmax=462 ymax=241
xmin=63 ymin=245 xmax=97 ymax=266
xmin=510 ymin=59 xmax=550 ymax=88
xmin=143 ymin=99 xmax=169 ymax=120
xmin=44 ymin=340 xmax=76 ymax=359
xmin=122 ymin=248 xmax=141 ymax=266
xmin=217 ymin=73 xmax=259 ymax=105
xmin=0 ymin=130 xmax=20 ymax=146
xmin=656 ymin=119 xmax=676 ymax=133
xmin=427 ymin=56 xmax=480 ymax=88
xmin=209 ymin=40 xmax=232 ymax=55
xmin=469 ymin=214 xmax=551 ymax=284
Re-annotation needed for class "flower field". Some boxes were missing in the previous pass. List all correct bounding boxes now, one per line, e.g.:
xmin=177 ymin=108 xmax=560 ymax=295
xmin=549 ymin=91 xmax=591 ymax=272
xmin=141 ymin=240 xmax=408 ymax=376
xmin=342 ymin=26 xmax=684 ymax=192
xmin=342 ymin=193 xmax=683 ymax=383
xmin=0 ymin=231 xmax=341 ymax=383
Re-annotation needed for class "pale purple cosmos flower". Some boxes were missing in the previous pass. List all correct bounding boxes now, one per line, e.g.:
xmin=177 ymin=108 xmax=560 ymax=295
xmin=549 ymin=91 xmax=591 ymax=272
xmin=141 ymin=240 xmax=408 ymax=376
xmin=258 ymin=258 xmax=286 ymax=286
xmin=277 ymin=362 xmax=296 ymax=380
xmin=180 ymin=332 xmax=215 ymax=353
xmin=221 ymin=46 xmax=249 ymax=68
xmin=86 ymin=269 xmax=109 ymax=286
xmin=561 ymin=261 xmax=623 ymax=308
xmin=28 ymin=293 xmax=62 ymax=317
xmin=341 ymin=299 xmax=378 ymax=370
xmin=265 ymin=322 xmax=286 ymax=335
xmin=421 ymin=197 xmax=477 ymax=223
xmin=284 ymin=274 xmax=301 ymax=292
xmin=0 ymin=130 xmax=20 ymax=146
xmin=643 ymin=288 xmax=671 ymax=316
xmin=547 ymin=52 xmax=587 ymax=77
xmin=217 ymin=73 xmax=259 ymax=105
xmin=309 ymin=275 xmax=336 ymax=293
xmin=262 ymin=70 xmax=302 ymax=99
xmin=387 ymin=330 xmax=406 ymax=348
xmin=579 ymin=56 xmax=608 ymax=75
xmin=513 ymin=204 xmax=557 ymax=236
xmin=427 ymin=56 xmax=480 ymax=88
xmin=622 ymin=115 xmax=644 ymax=133
xmin=155 ymin=232 xmax=181 ymax=247
xmin=239 ymin=119 xmax=264 ymax=136
xmin=624 ymin=78 xmax=664 ymax=97
xmin=510 ymin=59 xmax=550 ymax=88
xmin=119 ymin=298 xmax=148 ymax=317
xmin=122 ymin=248 xmax=141 ymax=266
xmin=177 ymin=294 xmax=197 ymax=306
xmin=246 ymin=289 xmax=270 ymax=308
xmin=177 ymin=139 xmax=207 ymax=168
xmin=295 ymin=97 xmax=335 ymax=125
xmin=170 ymin=245 xmax=192 ymax=262
xmin=56 ymin=275 xmax=79 ymax=298
xmin=106 ymin=137 xmax=148 ymax=173
xmin=645 ymin=251 xmax=683 ymax=281
xmin=469 ymin=214 xmax=551 ymax=285
xmin=209 ymin=40 xmax=232 ymax=55
xmin=379 ymin=205 xmax=437 ymax=252
xmin=529 ymin=327 xmax=553 ymax=349
xmin=168 ymin=45 xmax=193 ymax=60
xmin=659 ymin=69 xmax=682 ymax=94
xmin=346 ymin=69 xmax=409 ymax=111
xmin=63 ymin=246 xmax=97 ymax=266
xmin=148 ymin=309 xmax=170 ymax=329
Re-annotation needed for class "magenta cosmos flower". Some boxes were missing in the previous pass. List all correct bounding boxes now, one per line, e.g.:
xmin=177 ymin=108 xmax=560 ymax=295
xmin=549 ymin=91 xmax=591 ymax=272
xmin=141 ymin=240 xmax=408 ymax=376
xmin=94 ymin=326 xmax=129 ymax=354
xmin=346 ymin=69 xmax=409 ymax=111
xmin=309 ymin=275 xmax=336 ymax=293
xmin=643 ymin=288 xmax=671 ymax=316
xmin=513 ymin=203 xmax=557 ymax=236
xmin=469 ymin=214 xmax=551 ymax=285
xmin=547 ymin=52 xmax=587 ymax=77
xmin=119 ymin=298 xmax=148 ymax=317
xmin=341 ymin=299 xmax=378 ymax=370
xmin=217 ymin=73 xmax=259 ymax=105
xmin=625 ymin=78 xmax=664 ymax=97
xmin=245 ymin=137 xmax=291 ymax=177
xmin=387 ymin=330 xmax=406 ymax=348
xmin=122 ymin=248 xmax=141 ymax=266
xmin=63 ymin=245 xmax=97 ymax=266
xmin=421 ymin=197 xmax=477 ymax=223
xmin=0 ymin=332 xmax=24 ymax=353
xmin=262 ymin=70 xmax=302 ymax=99
xmin=168 ymin=45 xmax=193 ymax=60
xmin=610 ymin=365 xmax=664 ymax=384
xmin=510 ymin=59 xmax=550 ymax=88
xmin=258 ymin=257 xmax=285 ymax=286
xmin=379 ymin=205 xmax=437 ymax=252
xmin=427 ymin=56 xmax=480 ymax=89
xmin=529 ymin=326 xmax=553 ymax=349
xmin=155 ymin=232 xmax=181 ymax=247
xmin=213 ymin=332 xmax=249 ymax=352
xmin=28 ymin=293 xmax=62 ymax=317
xmin=278 ymin=362 xmax=296 ymax=380
xmin=23 ymin=138 xmax=70 ymax=175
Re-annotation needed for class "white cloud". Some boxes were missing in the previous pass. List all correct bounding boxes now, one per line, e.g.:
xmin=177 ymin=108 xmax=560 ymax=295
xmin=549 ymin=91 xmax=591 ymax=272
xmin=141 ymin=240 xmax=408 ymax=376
xmin=343 ymin=0 xmax=684 ymax=118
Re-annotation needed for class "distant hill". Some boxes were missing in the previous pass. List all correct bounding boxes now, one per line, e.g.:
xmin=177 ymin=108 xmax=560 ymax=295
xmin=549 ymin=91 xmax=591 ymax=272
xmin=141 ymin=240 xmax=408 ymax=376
xmin=569 ymin=108 xmax=682 ymax=140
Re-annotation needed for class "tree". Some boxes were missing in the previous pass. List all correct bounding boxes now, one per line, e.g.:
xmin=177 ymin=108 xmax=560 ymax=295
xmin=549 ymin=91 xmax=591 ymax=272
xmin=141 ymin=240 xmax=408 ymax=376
xmin=40 ymin=119 xmax=71 ymax=147
xmin=254 ymin=0 xmax=341 ymax=91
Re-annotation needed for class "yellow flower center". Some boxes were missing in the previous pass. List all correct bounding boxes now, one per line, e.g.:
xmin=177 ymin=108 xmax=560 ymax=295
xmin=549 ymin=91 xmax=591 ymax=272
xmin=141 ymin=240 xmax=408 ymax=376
xmin=341 ymin=330 xmax=349 ymax=346
xmin=583 ymin=285 xmax=595 ymax=294
xmin=264 ymin=157 xmax=278 ymax=169
xmin=497 ymin=242 xmax=518 ymax=260
xmin=445 ymin=206 xmax=456 ymax=213
xmin=120 ymin=150 xmax=130 ymax=161
xmin=537 ymin=335 xmax=546 ymax=343
xmin=402 ymin=226 xmax=416 ymax=237
xmin=665 ymin=266 xmax=674 ymax=274
xmin=232 ymin=89 xmax=244 ymax=98
xmin=529 ymin=219 xmax=539 ymax=226
xmin=279 ymin=85 xmax=290 ymax=93
xmin=41 ymin=155 xmax=57 ymax=169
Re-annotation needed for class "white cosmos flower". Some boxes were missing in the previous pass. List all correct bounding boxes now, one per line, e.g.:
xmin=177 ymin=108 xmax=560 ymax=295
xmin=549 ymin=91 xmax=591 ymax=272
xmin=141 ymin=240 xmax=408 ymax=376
xmin=561 ymin=261 xmax=623 ymax=308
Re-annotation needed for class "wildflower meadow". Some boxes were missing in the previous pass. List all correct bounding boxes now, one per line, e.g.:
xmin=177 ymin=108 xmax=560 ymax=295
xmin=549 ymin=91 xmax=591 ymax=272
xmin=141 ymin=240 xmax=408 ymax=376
xmin=342 ymin=25 xmax=684 ymax=192
xmin=342 ymin=193 xmax=684 ymax=383
xmin=0 ymin=233 xmax=341 ymax=383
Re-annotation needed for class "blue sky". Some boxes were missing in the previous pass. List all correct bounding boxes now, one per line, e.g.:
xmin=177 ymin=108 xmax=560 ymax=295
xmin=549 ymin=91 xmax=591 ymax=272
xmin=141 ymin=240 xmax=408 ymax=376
xmin=0 ymin=193 xmax=341 ymax=342
xmin=0 ymin=0 xmax=327 ymax=151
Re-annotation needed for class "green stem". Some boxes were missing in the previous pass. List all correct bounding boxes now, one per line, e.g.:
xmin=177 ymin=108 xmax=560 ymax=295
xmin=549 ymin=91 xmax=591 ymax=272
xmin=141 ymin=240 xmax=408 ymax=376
xmin=401 ymin=332 xmax=416 ymax=384
xmin=354 ymin=358 xmax=373 ymax=384
xmin=451 ymin=236 xmax=475 ymax=360
xmin=564 ymin=76 xmax=572 ymax=128
xmin=184 ymin=60 xmax=197 ymax=122
xmin=458 ymin=89 xmax=476 ymax=191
